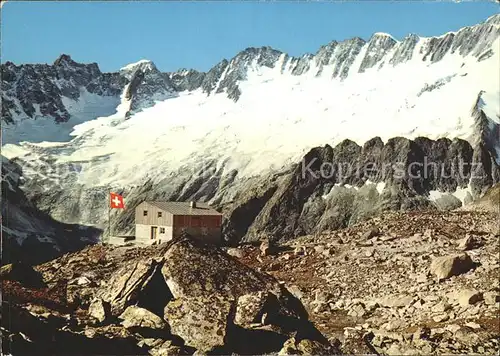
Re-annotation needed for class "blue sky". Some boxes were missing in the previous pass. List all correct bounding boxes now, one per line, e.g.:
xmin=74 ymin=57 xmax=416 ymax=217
xmin=2 ymin=1 xmax=498 ymax=73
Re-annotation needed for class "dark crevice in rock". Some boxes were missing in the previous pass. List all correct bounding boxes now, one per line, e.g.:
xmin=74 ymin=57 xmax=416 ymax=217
xmin=225 ymin=325 xmax=290 ymax=354
xmin=136 ymin=264 xmax=173 ymax=318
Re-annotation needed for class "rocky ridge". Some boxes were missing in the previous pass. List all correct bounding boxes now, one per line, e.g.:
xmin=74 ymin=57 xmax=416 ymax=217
xmin=220 ymin=131 xmax=499 ymax=245
xmin=1 ymin=55 xmax=124 ymax=125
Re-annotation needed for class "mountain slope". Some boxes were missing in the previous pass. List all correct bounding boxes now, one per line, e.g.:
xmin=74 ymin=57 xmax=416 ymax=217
xmin=1 ymin=156 xmax=101 ymax=264
xmin=1 ymin=14 xmax=499 ymax=251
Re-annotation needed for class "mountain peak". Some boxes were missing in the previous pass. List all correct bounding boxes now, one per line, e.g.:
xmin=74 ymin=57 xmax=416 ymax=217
xmin=233 ymin=46 xmax=284 ymax=61
xmin=486 ymin=13 xmax=500 ymax=25
xmin=53 ymin=54 xmax=77 ymax=66
xmin=120 ymin=59 xmax=157 ymax=73
xmin=373 ymin=32 xmax=395 ymax=38
xmin=371 ymin=32 xmax=397 ymax=42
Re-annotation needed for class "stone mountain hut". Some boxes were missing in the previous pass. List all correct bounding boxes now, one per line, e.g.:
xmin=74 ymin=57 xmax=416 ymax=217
xmin=135 ymin=201 xmax=223 ymax=244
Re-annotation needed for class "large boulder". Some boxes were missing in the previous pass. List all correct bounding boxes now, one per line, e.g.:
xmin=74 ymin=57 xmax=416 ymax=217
xmin=158 ymin=238 xmax=332 ymax=353
xmin=430 ymin=253 xmax=475 ymax=281
xmin=92 ymin=237 xmax=334 ymax=354
xmin=160 ymin=237 xmax=289 ymax=301
xmin=163 ymin=295 xmax=233 ymax=352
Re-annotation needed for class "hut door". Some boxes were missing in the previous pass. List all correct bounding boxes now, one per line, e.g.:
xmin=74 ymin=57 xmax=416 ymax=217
xmin=151 ymin=226 xmax=158 ymax=240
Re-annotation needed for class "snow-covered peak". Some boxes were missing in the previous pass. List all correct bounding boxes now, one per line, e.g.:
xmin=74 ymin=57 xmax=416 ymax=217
xmin=372 ymin=32 xmax=397 ymax=41
xmin=120 ymin=59 xmax=157 ymax=73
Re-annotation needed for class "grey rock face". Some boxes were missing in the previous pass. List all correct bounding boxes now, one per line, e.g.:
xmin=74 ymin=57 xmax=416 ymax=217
xmin=122 ymin=61 xmax=177 ymax=118
xmin=200 ymin=59 xmax=229 ymax=95
xmin=158 ymin=237 xmax=330 ymax=353
xmin=471 ymin=92 xmax=500 ymax=187
xmin=168 ymin=69 xmax=206 ymax=92
xmin=1 ymin=55 xmax=125 ymax=126
xmin=221 ymin=177 xmax=279 ymax=245
xmin=215 ymin=47 xmax=284 ymax=101
xmin=88 ymin=298 xmax=111 ymax=323
xmin=328 ymin=38 xmax=366 ymax=79
xmin=389 ymin=34 xmax=419 ymax=65
xmin=470 ymin=143 xmax=495 ymax=198
xmin=0 ymin=263 xmax=45 ymax=288
xmin=451 ymin=15 xmax=500 ymax=58
xmin=161 ymin=235 xmax=288 ymax=300
xmin=359 ymin=33 xmax=397 ymax=72
xmin=54 ymin=54 xmax=111 ymax=99
xmin=314 ymin=41 xmax=338 ymax=68
xmin=422 ymin=33 xmax=456 ymax=63
xmin=99 ymin=258 xmax=166 ymax=316
xmin=163 ymin=295 xmax=232 ymax=352
xmin=1 ymin=303 xmax=149 ymax=355
xmin=1 ymin=238 xmax=336 ymax=355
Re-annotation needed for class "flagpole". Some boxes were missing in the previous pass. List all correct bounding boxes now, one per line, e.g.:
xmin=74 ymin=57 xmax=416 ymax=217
xmin=108 ymin=188 xmax=111 ymax=244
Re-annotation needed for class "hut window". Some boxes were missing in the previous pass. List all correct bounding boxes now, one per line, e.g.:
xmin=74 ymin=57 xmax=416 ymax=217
xmin=158 ymin=212 xmax=162 ymax=218
xmin=160 ymin=227 xmax=165 ymax=233
xmin=143 ymin=210 xmax=148 ymax=216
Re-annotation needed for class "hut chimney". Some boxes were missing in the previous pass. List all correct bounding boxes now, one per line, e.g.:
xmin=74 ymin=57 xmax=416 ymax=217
xmin=190 ymin=201 xmax=196 ymax=208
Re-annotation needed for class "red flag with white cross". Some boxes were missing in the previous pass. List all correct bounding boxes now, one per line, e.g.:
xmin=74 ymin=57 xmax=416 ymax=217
xmin=110 ymin=192 xmax=125 ymax=209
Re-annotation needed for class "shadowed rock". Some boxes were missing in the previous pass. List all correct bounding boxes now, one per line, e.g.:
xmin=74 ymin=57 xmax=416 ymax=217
xmin=0 ymin=263 xmax=46 ymax=288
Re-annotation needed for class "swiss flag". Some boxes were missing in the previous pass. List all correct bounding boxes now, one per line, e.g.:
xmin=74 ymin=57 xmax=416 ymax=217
xmin=110 ymin=192 xmax=125 ymax=209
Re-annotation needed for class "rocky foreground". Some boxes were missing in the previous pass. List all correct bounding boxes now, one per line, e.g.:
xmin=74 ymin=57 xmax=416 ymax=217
xmin=1 ymin=235 xmax=335 ymax=355
xmin=236 ymin=210 xmax=499 ymax=355
xmin=1 ymin=210 xmax=499 ymax=355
